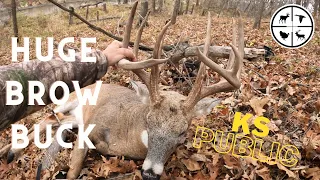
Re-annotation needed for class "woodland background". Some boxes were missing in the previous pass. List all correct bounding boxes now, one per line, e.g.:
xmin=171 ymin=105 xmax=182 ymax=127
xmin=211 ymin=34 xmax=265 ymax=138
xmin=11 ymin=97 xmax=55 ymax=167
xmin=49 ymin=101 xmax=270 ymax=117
xmin=0 ymin=0 xmax=319 ymax=179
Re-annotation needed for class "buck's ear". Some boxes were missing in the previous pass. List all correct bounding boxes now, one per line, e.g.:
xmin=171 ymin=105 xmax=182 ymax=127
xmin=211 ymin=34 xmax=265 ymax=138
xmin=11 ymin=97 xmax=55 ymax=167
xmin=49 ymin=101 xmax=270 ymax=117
xmin=130 ymin=80 xmax=150 ymax=104
xmin=194 ymin=98 xmax=221 ymax=116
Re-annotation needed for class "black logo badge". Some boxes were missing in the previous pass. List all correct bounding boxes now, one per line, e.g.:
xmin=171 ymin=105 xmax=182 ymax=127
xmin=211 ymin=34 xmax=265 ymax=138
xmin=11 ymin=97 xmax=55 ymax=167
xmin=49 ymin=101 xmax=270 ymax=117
xmin=270 ymin=4 xmax=314 ymax=48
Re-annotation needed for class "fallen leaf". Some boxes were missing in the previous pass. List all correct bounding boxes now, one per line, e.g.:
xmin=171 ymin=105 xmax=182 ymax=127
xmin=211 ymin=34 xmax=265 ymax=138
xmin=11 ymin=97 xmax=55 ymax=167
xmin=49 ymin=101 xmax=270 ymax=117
xmin=222 ymin=154 xmax=240 ymax=168
xmin=176 ymin=146 xmax=189 ymax=159
xmin=193 ymin=171 xmax=207 ymax=180
xmin=0 ymin=162 xmax=9 ymax=173
xmin=207 ymin=163 xmax=219 ymax=180
xmin=267 ymin=120 xmax=280 ymax=132
xmin=249 ymin=97 xmax=269 ymax=116
xmin=181 ymin=159 xmax=201 ymax=171
xmin=211 ymin=154 xmax=220 ymax=166
xmin=256 ymin=166 xmax=272 ymax=180
xmin=190 ymin=153 xmax=210 ymax=162
xmin=244 ymin=157 xmax=258 ymax=166
xmin=305 ymin=167 xmax=320 ymax=180
xmin=277 ymin=162 xmax=296 ymax=178
xmin=287 ymin=85 xmax=295 ymax=95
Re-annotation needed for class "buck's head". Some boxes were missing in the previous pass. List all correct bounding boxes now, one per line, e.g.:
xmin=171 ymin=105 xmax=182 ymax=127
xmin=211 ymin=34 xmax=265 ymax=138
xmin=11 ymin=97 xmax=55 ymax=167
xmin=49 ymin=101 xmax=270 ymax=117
xmin=131 ymin=81 xmax=221 ymax=179
xmin=118 ymin=3 xmax=244 ymax=179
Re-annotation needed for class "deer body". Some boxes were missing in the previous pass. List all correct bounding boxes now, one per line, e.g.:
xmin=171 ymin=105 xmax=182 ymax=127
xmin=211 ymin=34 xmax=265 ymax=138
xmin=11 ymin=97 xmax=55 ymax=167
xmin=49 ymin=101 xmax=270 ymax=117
xmin=81 ymin=84 xmax=148 ymax=159
xmin=43 ymin=82 xmax=215 ymax=179
xmin=61 ymin=83 xmax=150 ymax=179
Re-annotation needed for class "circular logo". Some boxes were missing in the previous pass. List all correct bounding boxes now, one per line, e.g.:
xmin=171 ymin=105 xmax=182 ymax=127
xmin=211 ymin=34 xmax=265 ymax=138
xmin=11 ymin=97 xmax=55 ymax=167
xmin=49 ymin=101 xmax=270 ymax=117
xmin=270 ymin=4 xmax=314 ymax=48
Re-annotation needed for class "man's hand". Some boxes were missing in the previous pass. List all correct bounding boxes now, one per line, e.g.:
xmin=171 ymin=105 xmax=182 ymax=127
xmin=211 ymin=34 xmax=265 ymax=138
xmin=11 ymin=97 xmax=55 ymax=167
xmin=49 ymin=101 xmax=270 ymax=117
xmin=102 ymin=40 xmax=136 ymax=66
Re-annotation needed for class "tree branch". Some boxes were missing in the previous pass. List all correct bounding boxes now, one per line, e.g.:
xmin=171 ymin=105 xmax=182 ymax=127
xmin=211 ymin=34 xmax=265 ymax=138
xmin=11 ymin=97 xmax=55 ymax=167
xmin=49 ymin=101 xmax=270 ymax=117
xmin=48 ymin=0 xmax=153 ymax=51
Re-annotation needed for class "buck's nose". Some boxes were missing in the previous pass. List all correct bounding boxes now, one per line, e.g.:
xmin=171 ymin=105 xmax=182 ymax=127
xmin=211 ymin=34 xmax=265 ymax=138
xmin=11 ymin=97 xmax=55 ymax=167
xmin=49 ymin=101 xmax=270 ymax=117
xmin=142 ymin=169 xmax=160 ymax=180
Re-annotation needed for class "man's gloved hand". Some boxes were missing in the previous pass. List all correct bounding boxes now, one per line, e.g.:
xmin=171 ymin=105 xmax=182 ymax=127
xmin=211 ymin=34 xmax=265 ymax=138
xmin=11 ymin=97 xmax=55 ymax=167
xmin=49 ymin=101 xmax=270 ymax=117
xmin=102 ymin=40 xmax=136 ymax=66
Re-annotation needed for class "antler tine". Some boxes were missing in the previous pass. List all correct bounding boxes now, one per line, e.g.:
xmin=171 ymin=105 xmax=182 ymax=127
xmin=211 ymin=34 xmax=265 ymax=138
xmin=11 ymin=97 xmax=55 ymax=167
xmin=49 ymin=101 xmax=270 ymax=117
xmin=182 ymin=12 xmax=212 ymax=111
xmin=226 ymin=18 xmax=236 ymax=69
xmin=115 ymin=1 xmax=149 ymax=85
xmin=134 ymin=11 xmax=150 ymax=57
xmin=199 ymin=15 xmax=244 ymax=99
xmin=195 ymin=38 xmax=241 ymax=87
xmin=149 ymin=20 xmax=172 ymax=105
xmin=122 ymin=1 xmax=137 ymax=47
xmin=117 ymin=2 xmax=168 ymax=72
xmin=183 ymin=13 xmax=244 ymax=111
xmin=196 ymin=16 xmax=242 ymax=88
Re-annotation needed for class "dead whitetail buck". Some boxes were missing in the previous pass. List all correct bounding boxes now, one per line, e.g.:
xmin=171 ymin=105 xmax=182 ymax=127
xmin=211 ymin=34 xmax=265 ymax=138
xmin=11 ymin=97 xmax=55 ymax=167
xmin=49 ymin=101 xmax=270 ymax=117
xmin=3 ymin=2 xmax=244 ymax=179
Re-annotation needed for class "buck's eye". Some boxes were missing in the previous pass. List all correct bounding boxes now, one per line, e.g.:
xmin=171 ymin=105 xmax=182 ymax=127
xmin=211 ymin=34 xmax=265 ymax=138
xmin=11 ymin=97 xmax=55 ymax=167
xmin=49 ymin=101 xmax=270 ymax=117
xmin=178 ymin=132 xmax=185 ymax=137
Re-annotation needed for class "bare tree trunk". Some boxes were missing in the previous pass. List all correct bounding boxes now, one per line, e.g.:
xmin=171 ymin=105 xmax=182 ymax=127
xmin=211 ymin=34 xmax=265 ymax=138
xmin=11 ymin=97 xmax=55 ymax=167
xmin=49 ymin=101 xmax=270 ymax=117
xmin=201 ymin=9 xmax=205 ymax=16
xmin=179 ymin=1 xmax=184 ymax=15
xmin=123 ymin=0 xmax=128 ymax=4
xmin=296 ymin=0 xmax=301 ymax=5
xmin=201 ymin=0 xmax=208 ymax=16
xmin=86 ymin=6 xmax=89 ymax=19
xmin=103 ymin=3 xmax=107 ymax=12
xmin=69 ymin=7 xmax=74 ymax=25
xmin=319 ymin=0 xmax=320 ymax=17
xmin=190 ymin=4 xmax=194 ymax=14
xmin=0 ymin=52 xmax=108 ymax=131
xmin=253 ymin=0 xmax=265 ymax=29
xmin=11 ymin=0 xmax=19 ymax=39
xmin=244 ymin=0 xmax=252 ymax=13
xmin=117 ymin=0 xmax=121 ymax=5
xmin=158 ymin=0 xmax=164 ymax=12
xmin=315 ymin=0 xmax=319 ymax=17
xmin=218 ymin=0 xmax=228 ymax=18
xmin=266 ymin=0 xmax=274 ymax=17
xmin=316 ymin=0 xmax=320 ymax=18
xmin=96 ymin=10 xmax=99 ymax=20
xmin=151 ymin=0 xmax=156 ymax=12
xmin=171 ymin=0 xmax=180 ymax=24
xmin=318 ymin=0 xmax=320 ymax=18
xmin=185 ymin=0 xmax=189 ymax=14
xmin=137 ymin=0 xmax=148 ymax=27
xmin=314 ymin=0 xmax=320 ymax=20
xmin=302 ymin=0 xmax=309 ymax=7
xmin=196 ymin=0 xmax=199 ymax=6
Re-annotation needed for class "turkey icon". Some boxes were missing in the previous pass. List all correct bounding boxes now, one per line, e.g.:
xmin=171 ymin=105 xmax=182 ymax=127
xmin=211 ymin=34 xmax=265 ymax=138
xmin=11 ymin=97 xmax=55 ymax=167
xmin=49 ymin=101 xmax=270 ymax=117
xmin=279 ymin=31 xmax=290 ymax=40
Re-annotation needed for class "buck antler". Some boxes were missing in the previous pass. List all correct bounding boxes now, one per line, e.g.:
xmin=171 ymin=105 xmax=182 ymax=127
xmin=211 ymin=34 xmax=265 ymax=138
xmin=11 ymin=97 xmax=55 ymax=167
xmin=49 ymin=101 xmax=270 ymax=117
xmin=117 ymin=1 xmax=171 ymax=106
xmin=117 ymin=2 xmax=168 ymax=71
xmin=183 ymin=12 xmax=244 ymax=111
xmin=116 ymin=2 xmax=243 ymax=110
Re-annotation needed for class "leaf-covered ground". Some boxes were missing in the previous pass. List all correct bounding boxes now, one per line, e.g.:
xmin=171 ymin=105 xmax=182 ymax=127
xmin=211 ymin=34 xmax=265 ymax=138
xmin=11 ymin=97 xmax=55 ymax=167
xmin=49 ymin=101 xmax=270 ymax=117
xmin=0 ymin=3 xmax=319 ymax=180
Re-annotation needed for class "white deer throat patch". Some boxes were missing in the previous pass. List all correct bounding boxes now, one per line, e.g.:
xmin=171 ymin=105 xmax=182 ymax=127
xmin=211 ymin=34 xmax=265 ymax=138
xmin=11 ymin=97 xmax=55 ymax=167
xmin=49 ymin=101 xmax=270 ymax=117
xmin=141 ymin=130 xmax=148 ymax=148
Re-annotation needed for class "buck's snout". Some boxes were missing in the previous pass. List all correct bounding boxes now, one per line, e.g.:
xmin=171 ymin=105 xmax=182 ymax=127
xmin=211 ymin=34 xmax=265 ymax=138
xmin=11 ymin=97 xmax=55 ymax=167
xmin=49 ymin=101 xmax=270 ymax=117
xmin=142 ymin=158 xmax=163 ymax=180
xmin=142 ymin=168 xmax=161 ymax=180
xmin=141 ymin=138 xmax=176 ymax=180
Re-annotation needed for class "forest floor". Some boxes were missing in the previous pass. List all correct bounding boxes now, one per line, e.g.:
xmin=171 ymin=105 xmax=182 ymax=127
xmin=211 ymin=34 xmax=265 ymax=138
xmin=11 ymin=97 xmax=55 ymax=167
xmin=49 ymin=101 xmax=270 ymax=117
xmin=0 ymin=3 xmax=319 ymax=180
